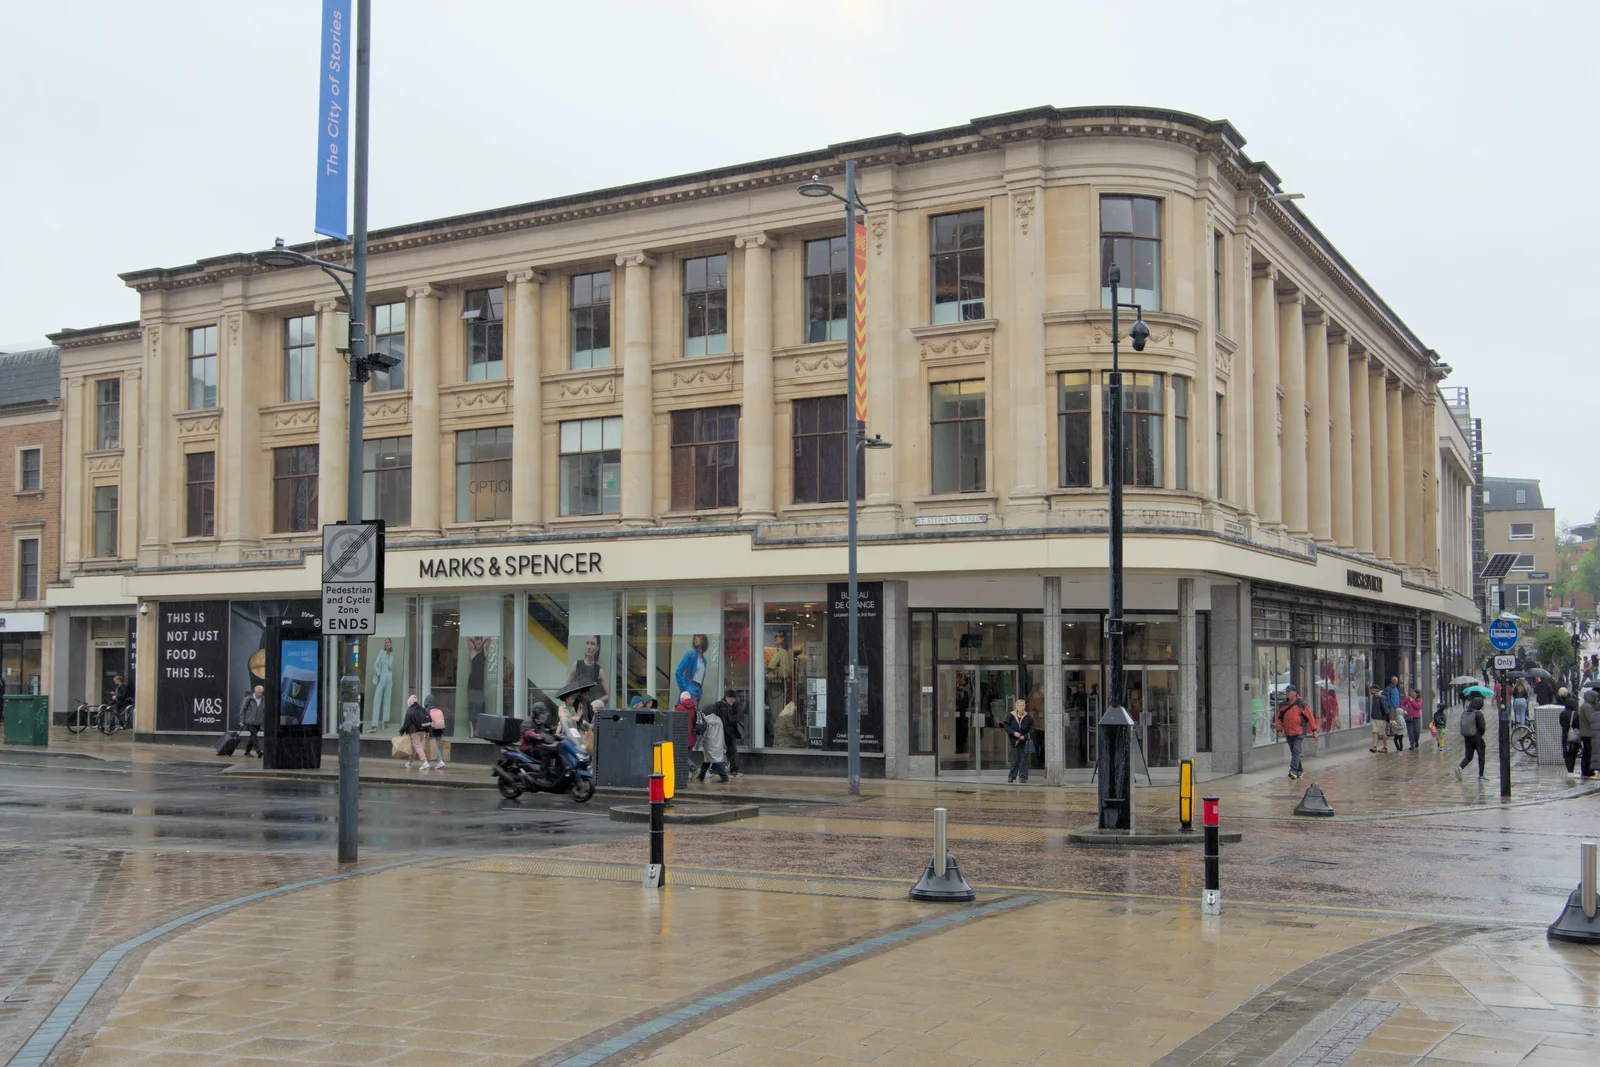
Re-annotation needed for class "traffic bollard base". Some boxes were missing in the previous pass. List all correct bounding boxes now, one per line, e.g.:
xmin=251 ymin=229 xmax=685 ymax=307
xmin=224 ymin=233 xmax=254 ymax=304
xmin=910 ymin=852 xmax=976 ymax=902
xmin=644 ymin=863 xmax=664 ymax=889
xmin=1293 ymin=783 xmax=1337 ymax=817
xmin=1547 ymin=889 xmax=1600 ymax=944
xmin=1202 ymin=888 xmax=1221 ymax=915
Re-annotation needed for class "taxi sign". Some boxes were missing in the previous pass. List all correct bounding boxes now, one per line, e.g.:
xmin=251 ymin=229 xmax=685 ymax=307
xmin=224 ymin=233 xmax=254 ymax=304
xmin=1488 ymin=618 xmax=1519 ymax=652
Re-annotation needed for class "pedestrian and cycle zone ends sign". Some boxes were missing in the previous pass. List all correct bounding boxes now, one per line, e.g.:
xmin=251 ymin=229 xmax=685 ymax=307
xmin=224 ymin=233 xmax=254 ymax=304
xmin=321 ymin=523 xmax=381 ymax=634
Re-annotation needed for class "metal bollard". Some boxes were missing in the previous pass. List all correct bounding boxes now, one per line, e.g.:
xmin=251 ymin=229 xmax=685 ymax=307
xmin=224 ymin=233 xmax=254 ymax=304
xmin=1179 ymin=759 xmax=1194 ymax=832
xmin=1584 ymin=841 xmax=1597 ymax=921
xmin=1201 ymin=796 xmax=1221 ymax=915
xmin=645 ymin=772 xmax=665 ymax=888
xmin=934 ymin=807 xmax=948 ymax=877
xmin=910 ymin=805 xmax=974 ymax=902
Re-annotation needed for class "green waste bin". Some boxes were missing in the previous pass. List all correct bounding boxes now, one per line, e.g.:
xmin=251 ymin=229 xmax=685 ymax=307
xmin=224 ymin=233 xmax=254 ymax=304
xmin=3 ymin=695 xmax=49 ymax=747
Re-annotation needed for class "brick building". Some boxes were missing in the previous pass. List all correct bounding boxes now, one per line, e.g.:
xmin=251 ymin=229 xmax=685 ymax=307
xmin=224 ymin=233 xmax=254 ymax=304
xmin=0 ymin=343 xmax=60 ymax=702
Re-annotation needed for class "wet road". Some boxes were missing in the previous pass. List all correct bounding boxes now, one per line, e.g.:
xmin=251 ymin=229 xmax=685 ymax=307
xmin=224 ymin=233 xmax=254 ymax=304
xmin=0 ymin=749 xmax=634 ymax=855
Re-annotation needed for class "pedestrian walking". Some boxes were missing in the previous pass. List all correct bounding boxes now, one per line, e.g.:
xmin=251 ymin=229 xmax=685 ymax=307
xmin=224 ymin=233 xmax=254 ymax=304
xmin=691 ymin=693 xmax=729 ymax=783
xmin=239 ymin=684 xmax=265 ymax=757
xmin=1275 ymin=684 xmax=1318 ymax=780
xmin=1579 ymin=687 xmax=1598 ymax=780
xmin=1511 ymin=679 xmax=1530 ymax=726
xmin=423 ymin=694 xmax=447 ymax=770
xmin=1430 ymin=701 xmax=1448 ymax=751
xmin=1402 ymin=687 xmax=1423 ymax=751
xmin=1454 ymin=694 xmax=1488 ymax=781
xmin=1003 ymin=698 xmax=1035 ymax=783
xmin=400 ymin=694 xmax=427 ymax=769
xmin=1534 ymin=674 xmax=1556 ymax=707
xmin=1368 ymin=685 xmax=1391 ymax=753
xmin=713 ymin=689 xmax=745 ymax=777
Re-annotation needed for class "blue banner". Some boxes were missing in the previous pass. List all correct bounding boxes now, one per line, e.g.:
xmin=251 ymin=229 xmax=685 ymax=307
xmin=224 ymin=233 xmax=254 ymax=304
xmin=314 ymin=0 xmax=352 ymax=240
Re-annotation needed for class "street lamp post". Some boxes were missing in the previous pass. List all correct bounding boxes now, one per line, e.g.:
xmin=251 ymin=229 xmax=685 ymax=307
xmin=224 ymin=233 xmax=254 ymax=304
xmin=252 ymin=0 xmax=378 ymax=865
xmin=1102 ymin=263 xmax=1149 ymax=826
xmin=798 ymin=162 xmax=890 ymax=796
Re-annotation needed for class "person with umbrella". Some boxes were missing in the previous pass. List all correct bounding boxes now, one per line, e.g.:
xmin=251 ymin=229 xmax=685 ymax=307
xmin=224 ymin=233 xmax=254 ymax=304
xmin=1530 ymin=669 xmax=1556 ymax=707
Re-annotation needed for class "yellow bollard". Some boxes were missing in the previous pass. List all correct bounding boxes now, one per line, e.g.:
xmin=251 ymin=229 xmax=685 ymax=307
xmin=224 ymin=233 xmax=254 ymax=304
xmin=1179 ymin=758 xmax=1194 ymax=832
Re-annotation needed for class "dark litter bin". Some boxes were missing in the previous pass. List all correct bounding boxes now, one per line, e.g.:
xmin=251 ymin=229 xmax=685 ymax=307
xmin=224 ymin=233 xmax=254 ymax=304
xmin=594 ymin=709 xmax=690 ymax=789
xmin=473 ymin=715 xmax=525 ymax=745
xmin=3 ymin=695 xmax=50 ymax=747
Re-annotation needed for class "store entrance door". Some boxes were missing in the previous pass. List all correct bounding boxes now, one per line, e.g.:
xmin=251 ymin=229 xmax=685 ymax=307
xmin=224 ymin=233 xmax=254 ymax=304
xmin=936 ymin=665 xmax=1017 ymax=775
xmin=1125 ymin=666 xmax=1180 ymax=768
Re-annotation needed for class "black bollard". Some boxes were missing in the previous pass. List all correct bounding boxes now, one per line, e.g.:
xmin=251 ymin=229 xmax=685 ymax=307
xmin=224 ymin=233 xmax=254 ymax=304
xmin=1202 ymin=796 xmax=1220 ymax=915
xmin=646 ymin=771 xmax=665 ymax=888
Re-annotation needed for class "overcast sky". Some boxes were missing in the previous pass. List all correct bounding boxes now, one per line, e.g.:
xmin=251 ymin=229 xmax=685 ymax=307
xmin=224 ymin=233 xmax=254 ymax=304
xmin=2 ymin=1 xmax=1592 ymax=523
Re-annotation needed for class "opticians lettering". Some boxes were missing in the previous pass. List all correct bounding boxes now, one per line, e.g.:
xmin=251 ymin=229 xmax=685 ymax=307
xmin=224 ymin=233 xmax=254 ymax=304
xmin=419 ymin=552 xmax=603 ymax=580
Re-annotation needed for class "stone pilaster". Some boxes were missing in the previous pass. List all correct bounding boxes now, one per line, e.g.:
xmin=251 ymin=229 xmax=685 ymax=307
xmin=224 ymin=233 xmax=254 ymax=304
xmin=218 ymin=310 xmax=255 ymax=549
xmin=864 ymin=201 xmax=898 ymax=507
xmin=508 ymin=269 xmax=546 ymax=531
xmin=1304 ymin=311 xmax=1332 ymax=543
xmin=315 ymin=300 xmax=348 ymax=522
xmin=735 ymin=234 xmax=776 ymax=521
xmin=138 ymin=322 xmax=169 ymax=563
xmin=1350 ymin=349 xmax=1373 ymax=556
xmin=617 ymin=251 xmax=656 ymax=526
xmin=1043 ymin=575 xmax=1064 ymax=786
xmin=1388 ymin=382 xmax=1407 ymax=567
xmin=1329 ymin=334 xmax=1354 ymax=548
xmin=1370 ymin=366 xmax=1391 ymax=561
xmin=1007 ymin=179 xmax=1047 ymax=510
xmin=1403 ymin=386 xmax=1424 ymax=571
xmin=1278 ymin=290 xmax=1308 ymax=537
xmin=1178 ymin=577 xmax=1197 ymax=764
xmin=62 ymin=378 xmax=84 ymax=566
xmin=1251 ymin=269 xmax=1281 ymax=528
xmin=407 ymin=285 xmax=441 ymax=536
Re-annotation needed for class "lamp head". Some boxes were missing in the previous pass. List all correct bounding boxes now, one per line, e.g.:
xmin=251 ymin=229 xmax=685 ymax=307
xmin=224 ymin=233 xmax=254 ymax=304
xmin=863 ymin=434 xmax=893 ymax=450
xmin=1130 ymin=318 xmax=1150 ymax=352
xmin=1106 ymin=263 xmax=1121 ymax=287
xmin=797 ymin=174 xmax=835 ymax=199
xmin=254 ymin=237 xmax=308 ymax=268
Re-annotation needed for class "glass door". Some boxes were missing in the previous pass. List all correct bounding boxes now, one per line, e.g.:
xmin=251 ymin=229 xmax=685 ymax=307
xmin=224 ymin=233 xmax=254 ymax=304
xmin=1142 ymin=667 xmax=1179 ymax=768
xmin=936 ymin=665 xmax=977 ymax=773
xmin=1064 ymin=667 xmax=1101 ymax=768
xmin=976 ymin=667 xmax=1016 ymax=773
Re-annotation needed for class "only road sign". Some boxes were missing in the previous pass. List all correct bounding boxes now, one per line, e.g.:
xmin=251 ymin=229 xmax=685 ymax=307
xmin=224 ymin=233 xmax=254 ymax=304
xmin=1488 ymin=618 xmax=1519 ymax=652
xmin=1494 ymin=655 xmax=1517 ymax=670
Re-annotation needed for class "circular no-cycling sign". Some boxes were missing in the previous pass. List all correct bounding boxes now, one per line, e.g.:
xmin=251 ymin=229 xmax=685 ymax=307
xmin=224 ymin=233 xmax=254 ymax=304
xmin=1487 ymin=618 xmax=1519 ymax=653
xmin=322 ymin=523 xmax=379 ymax=584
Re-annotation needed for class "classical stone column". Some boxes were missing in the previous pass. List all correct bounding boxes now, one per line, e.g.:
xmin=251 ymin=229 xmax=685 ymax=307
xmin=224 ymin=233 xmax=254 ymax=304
xmin=1370 ymin=367 xmax=1391 ymax=561
xmin=316 ymin=300 xmax=348 ymax=522
xmin=1387 ymin=383 xmax=1407 ymax=567
xmin=1278 ymin=290 xmax=1308 ymax=537
xmin=218 ymin=311 xmax=253 ymax=549
xmin=1329 ymin=334 xmax=1353 ymax=548
xmin=139 ymin=321 xmax=174 ymax=562
xmin=1008 ymin=182 xmax=1047 ymax=510
xmin=617 ymin=251 xmax=656 ymax=525
xmin=1350 ymin=350 xmax=1373 ymax=555
xmin=1403 ymin=387 xmax=1424 ymax=569
xmin=1304 ymin=312 xmax=1332 ymax=543
xmin=408 ymin=285 xmax=441 ymax=536
xmin=508 ymin=269 xmax=545 ymax=531
xmin=1043 ymin=575 xmax=1064 ymax=786
xmin=735 ymin=234 xmax=776 ymax=521
xmin=119 ymin=368 xmax=142 ymax=558
xmin=1178 ymin=577 xmax=1197 ymax=764
xmin=1251 ymin=270 xmax=1281 ymax=528
xmin=1422 ymin=388 xmax=1441 ymax=575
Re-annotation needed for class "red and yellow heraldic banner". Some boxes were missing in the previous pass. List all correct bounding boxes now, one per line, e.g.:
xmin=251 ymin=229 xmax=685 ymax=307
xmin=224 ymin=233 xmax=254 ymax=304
xmin=853 ymin=220 xmax=868 ymax=425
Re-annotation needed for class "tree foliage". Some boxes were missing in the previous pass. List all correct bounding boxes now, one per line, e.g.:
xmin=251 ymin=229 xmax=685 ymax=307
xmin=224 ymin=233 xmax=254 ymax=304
xmin=1533 ymin=626 xmax=1574 ymax=669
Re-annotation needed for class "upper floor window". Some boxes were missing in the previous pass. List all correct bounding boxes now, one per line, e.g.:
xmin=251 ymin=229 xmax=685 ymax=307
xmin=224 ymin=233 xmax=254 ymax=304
xmin=1057 ymin=372 xmax=1091 ymax=488
xmin=284 ymin=315 xmax=316 ymax=403
xmin=19 ymin=447 xmax=41 ymax=492
xmin=186 ymin=451 xmax=215 ymax=538
xmin=1173 ymin=376 xmax=1190 ymax=492
xmin=1509 ymin=522 xmax=1534 ymax=540
xmin=1104 ymin=372 xmax=1164 ymax=487
xmin=16 ymin=538 xmax=39 ymax=601
xmin=671 ymin=406 xmax=739 ymax=510
xmin=187 ymin=325 xmax=218 ymax=410
xmin=1483 ymin=490 xmax=1491 ymax=505
xmin=931 ymin=380 xmax=986 ymax=493
xmin=1511 ymin=553 xmax=1535 ymax=571
xmin=93 ymin=485 xmax=118 ymax=558
xmin=1100 ymin=196 xmax=1161 ymax=311
xmin=792 ymin=395 xmax=862 ymax=504
xmin=1215 ymin=393 xmax=1228 ymax=500
xmin=463 ymin=287 xmax=504 ymax=381
xmin=362 ymin=436 xmax=412 ymax=528
xmin=272 ymin=445 xmax=319 ymax=533
xmin=95 ymin=378 xmax=120 ymax=450
xmin=805 ymin=236 xmax=848 ymax=343
xmin=1213 ymin=230 xmax=1224 ymax=326
xmin=930 ymin=210 xmax=985 ymax=324
xmin=1515 ymin=488 xmax=1527 ymax=504
xmin=370 ymin=302 xmax=406 ymax=392
xmin=570 ymin=272 xmax=612 ymax=369
xmin=455 ymin=427 xmax=512 ymax=522
xmin=559 ymin=417 xmax=621 ymax=516
xmin=682 ymin=255 xmax=728 ymax=357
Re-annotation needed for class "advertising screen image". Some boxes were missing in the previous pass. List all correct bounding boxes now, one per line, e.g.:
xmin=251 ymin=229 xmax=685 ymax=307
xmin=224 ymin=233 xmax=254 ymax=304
xmin=279 ymin=639 xmax=319 ymax=726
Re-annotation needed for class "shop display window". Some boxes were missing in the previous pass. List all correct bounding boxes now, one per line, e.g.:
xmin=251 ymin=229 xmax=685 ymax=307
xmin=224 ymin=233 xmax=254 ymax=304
xmin=757 ymin=586 xmax=829 ymax=750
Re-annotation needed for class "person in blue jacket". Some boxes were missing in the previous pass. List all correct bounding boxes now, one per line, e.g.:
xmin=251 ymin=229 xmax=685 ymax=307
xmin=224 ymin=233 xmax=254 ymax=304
xmin=675 ymin=634 xmax=710 ymax=705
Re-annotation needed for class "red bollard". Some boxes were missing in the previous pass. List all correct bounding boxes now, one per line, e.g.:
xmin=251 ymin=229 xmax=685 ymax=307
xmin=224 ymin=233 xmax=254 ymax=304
xmin=1202 ymin=797 xmax=1220 ymax=915
xmin=646 ymin=772 xmax=665 ymax=887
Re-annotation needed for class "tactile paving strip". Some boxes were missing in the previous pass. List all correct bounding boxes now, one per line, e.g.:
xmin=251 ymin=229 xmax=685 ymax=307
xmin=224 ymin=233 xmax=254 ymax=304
xmin=448 ymin=856 xmax=929 ymax=900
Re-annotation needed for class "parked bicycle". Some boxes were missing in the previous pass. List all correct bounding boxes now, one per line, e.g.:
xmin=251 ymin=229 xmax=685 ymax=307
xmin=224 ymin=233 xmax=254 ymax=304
xmin=1511 ymin=721 xmax=1536 ymax=758
xmin=66 ymin=701 xmax=132 ymax=735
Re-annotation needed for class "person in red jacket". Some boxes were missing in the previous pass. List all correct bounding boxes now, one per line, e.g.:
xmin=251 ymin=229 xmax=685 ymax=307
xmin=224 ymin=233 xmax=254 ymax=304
xmin=1276 ymin=683 xmax=1319 ymax=781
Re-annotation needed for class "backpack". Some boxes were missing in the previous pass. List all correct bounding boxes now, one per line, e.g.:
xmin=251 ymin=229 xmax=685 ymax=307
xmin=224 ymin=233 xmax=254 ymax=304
xmin=428 ymin=707 xmax=445 ymax=731
xmin=1459 ymin=709 xmax=1478 ymax=738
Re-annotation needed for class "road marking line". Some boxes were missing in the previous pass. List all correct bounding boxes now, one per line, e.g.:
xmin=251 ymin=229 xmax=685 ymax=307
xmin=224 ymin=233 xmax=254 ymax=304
xmin=546 ymin=894 xmax=1039 ymax=1067
xmin=2 ymin=857 xmax=423 ymax=1067
xmin=0 ymin=785 xmax=134 ymax=792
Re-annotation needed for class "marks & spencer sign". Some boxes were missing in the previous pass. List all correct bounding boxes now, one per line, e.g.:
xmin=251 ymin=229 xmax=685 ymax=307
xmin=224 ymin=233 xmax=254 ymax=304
xmin=419 ymin=551 xmax=604 ymax=581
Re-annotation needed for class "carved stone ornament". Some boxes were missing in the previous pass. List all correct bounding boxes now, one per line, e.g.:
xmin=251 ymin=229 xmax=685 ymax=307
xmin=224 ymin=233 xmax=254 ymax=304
xmin=366 ymin=396 xmax=410 ymax=421
xmin=147 ymin=326 xmax=161 ymax=358
xmin=227 ymin=314 xmax=241 ymax=346
xmin=869 ymin=216 xmax=888 ymax=256
xmin=672 ymin=364 xmax=733 ymax=388
xmin=271 ymin=407 xmax=318 ymax=431
xmin=793 ymin=353 xmax=846 ymax=375
xmin=453 ymin=386 xmax=509 ymax=410
xmin=1091 ymin=321 xmax=1177 ymax=347
xmin=558 ymin=376 xmax=616 ymax=399
xmin=919 ymin=333 xmax=993 ymax=361
xmin=1013 ymin=191 xmax=1036 ymax=235
xmin=1216 ymin=348 xmax=1233 ymax=376
xmin=176 ymin=411 xmax=221 ymax=437
xmin=86 ymin=454 xmax=122 ymax=474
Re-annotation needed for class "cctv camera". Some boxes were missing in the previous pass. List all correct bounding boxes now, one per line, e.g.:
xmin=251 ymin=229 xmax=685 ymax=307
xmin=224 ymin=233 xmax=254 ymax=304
xmin=1130 ymin=320 xmax=1150 ymax=352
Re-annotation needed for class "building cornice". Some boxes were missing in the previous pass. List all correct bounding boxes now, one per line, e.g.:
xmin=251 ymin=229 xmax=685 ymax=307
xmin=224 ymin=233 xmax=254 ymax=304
xmin=47 ymin=322 xmax=141 ymax=349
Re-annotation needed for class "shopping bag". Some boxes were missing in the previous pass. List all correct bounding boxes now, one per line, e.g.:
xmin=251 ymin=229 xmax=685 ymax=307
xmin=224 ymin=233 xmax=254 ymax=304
xmin=390 ymin=734 xmax=412 ymax=759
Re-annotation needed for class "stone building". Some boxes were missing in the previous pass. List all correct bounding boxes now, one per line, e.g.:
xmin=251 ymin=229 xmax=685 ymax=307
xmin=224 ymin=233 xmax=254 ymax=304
xmin=1481 ymin=477 xmax=1557 ymax=615
xmin=0 ymin=344 xmax=60 ymax=704
xmin=46 ymin=105 xmax=1478 ymax=778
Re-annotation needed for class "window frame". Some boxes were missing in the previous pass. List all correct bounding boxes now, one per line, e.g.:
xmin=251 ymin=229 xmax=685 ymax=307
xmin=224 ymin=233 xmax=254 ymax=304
xmin=1511 ymin=553 xmax=1535 ymax=571
xmin=92 ymin=484 xmax=118 ymax=559
xmin=454 ymin=426 xmax=513 ymax=523
xmin=1508 ymin=522 xmax=1535 ymax=541
xmin=463 ymin=287 xmax=505 ymax=381
xmin=362 ymin=435 xmax=412 ymax=528
xmin=271 ymin=445 xmax=320 ymax=534
xmin=1516 ymin=585 xmax=1531 ymax=609
xmin=1173 ymin=376 xmax=1189 ymax=492
xmin=670 ymin=406 xmax=741 ymax=511
xmin=1057 ymin=372 xmax=1092 ymax=488
xmin=569 ymin=271 xmax=613 ymax=369
xmin=558 ymin=416 xmax=622 ymax=516
xmin=187 ymin=324 xmax=218 ymax=411
xmin=17 ymin=537 xmax=39 ymax=601
xmin=803 ymin=236 xmax=849 ymax=343
xmin=930 ymin=379 xmax=987 ymax=494
xmin=929 ymin=209 xmax=986 ymax=324
xmin=283 ymin=314 xmax=317 ymax=403
xmin=1515 ymin=488 xmax=1527 ymax=504
xmin=370 ymin=301 xmax=406 ymax=392
xmin=19 ymin=447 xmax=42 ymax=493
xmin=185 ymin=451 xmax=216 ymax=538
xmin=1213 ymin=229 xmax=1224 ymax=327
xmin=681 ymin=254 xmax=729 ymax=358
xmin=1103 ymin=371 xmax=1165 ymax=488
xmin=791 ymin=395 xmax=863 ymax=504
xmin=1099 ymin=195 xmax=1162 ymax=311
xmin=1215 ymin=392 xmax=1227 ymax=499
xmin=95 ymin=377 xmax=121 ymax=450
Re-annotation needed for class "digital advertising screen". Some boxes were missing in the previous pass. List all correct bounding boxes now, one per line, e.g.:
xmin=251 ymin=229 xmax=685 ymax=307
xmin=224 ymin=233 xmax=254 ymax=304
xmin=278 ymin=639 xmax=320 ymax=727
